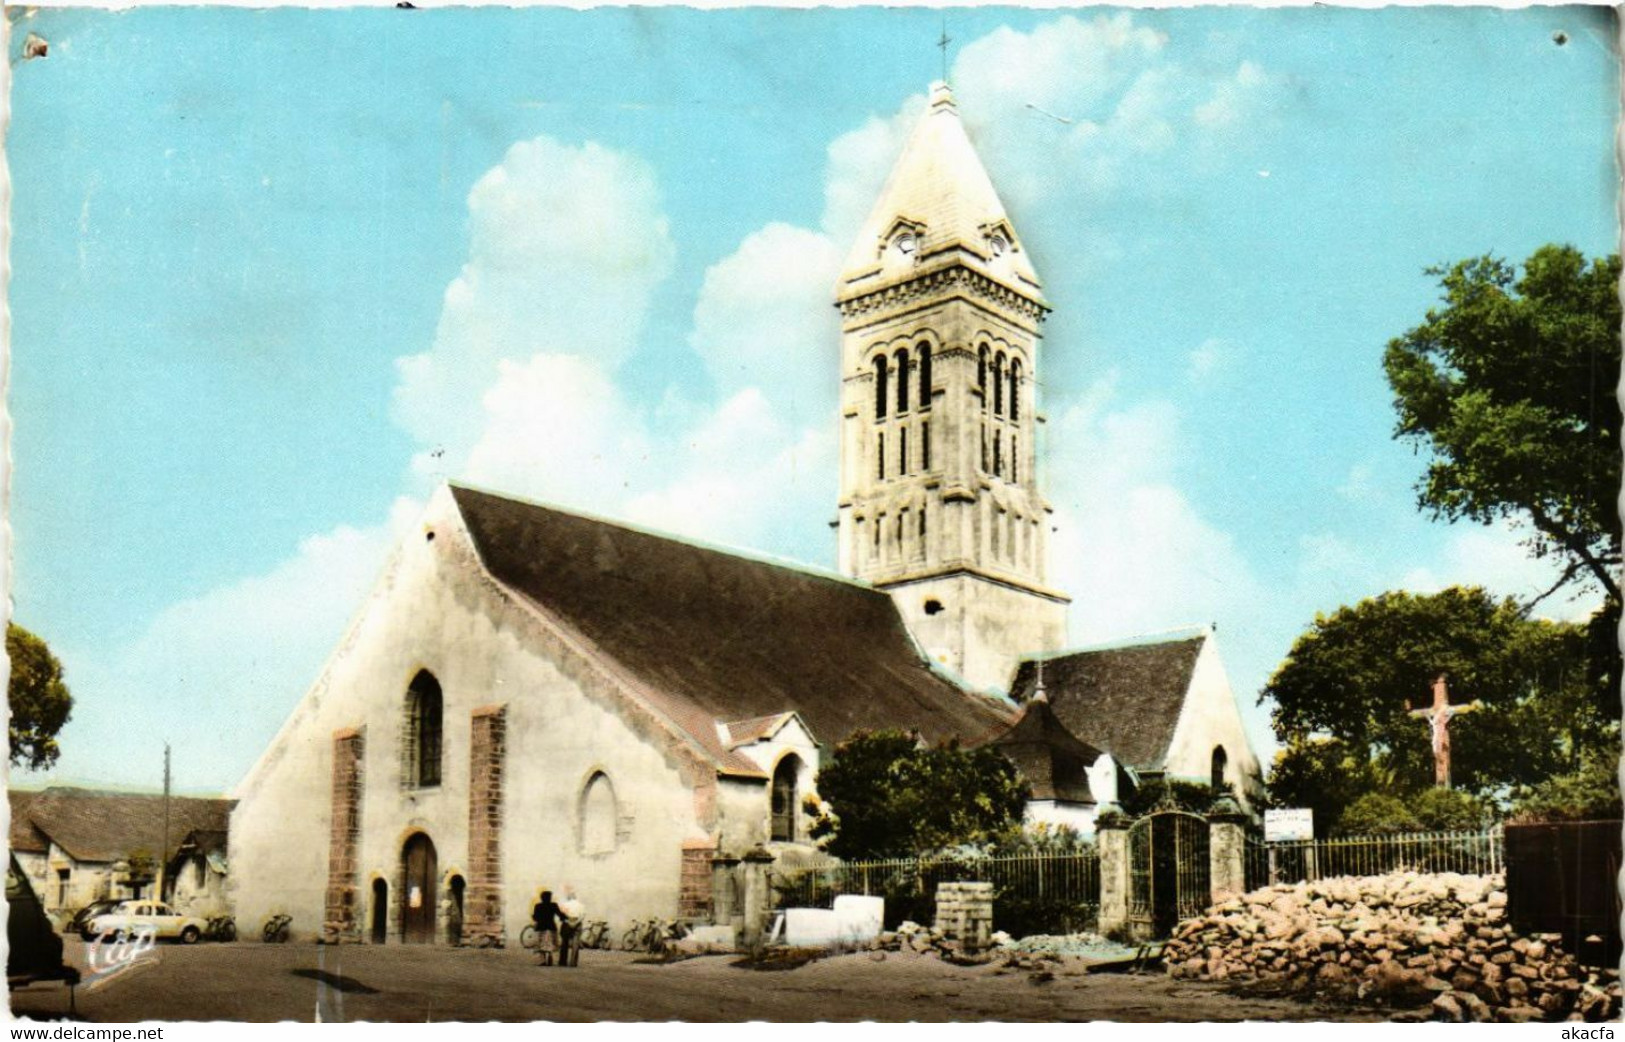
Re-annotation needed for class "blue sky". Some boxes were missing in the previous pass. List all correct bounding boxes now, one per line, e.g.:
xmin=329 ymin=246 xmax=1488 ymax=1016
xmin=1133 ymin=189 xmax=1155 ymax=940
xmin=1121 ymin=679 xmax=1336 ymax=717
xmin=9 ymin=6 xmax=1617 ymax=795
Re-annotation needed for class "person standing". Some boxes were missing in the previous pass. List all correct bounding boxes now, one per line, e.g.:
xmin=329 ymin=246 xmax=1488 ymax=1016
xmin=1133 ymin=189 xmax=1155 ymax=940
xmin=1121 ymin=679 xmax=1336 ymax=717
xmin=530 ymin=890 xmax=561 ymax=967
xmin=558 ymin=887 xmax=585 ymax=967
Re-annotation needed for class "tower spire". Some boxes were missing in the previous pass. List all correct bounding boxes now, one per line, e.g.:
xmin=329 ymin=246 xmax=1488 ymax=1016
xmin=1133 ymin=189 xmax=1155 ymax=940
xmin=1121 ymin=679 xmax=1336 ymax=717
xmin=833 ymin=88 xmax=1069 ymax=692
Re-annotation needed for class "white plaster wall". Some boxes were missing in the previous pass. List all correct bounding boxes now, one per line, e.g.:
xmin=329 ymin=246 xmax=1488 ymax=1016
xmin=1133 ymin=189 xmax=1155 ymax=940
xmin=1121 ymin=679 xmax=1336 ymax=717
xmin=231 ymin=487 xmax=713 ymax=942
xmin=733 ymin=717 xmax=821 ymax=851
xmin=890 ymin=572 xmax=1067 ymax=692
xmin=1024 ymin=800 xmax=1097 ymax=837
xmin=1161 ymin=635 xmax=1264 ymax=808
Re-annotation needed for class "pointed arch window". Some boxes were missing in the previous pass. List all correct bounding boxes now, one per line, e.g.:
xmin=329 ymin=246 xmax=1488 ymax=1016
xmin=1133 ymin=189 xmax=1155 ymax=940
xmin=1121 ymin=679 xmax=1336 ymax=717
xmin=1010 ymin=358 xmax=1022 ymax=421
xmin=580 ymin=771 xmax=619 ymax=855
xmin=917 ymin=343 xmax=933 ymax=411
xmin=403 ymin=670 xmax=443 ymax=789
xmin=894 ymin=348 xmax=910 ymax=414
xmin=977 ymin=345 xmax=989 ymax=397
xmin=873 ymin=356 xmax=888 ymax=421
xmin=770 ymin=756 xmax=802 ymax=842
xmin=993 ymin=352 xmax=1006 ymax=416
xmin=1211 ymin=746 xmax=1229 ymax=791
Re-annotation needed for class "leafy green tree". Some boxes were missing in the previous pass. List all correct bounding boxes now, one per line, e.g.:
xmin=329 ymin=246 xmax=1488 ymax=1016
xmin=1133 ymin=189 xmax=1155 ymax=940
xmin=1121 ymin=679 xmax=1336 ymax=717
xmin=1508 ymin=752 xmax=1622 ymax=823
xmin=1338 ymin=793 xmax=1422 ymax=835
xmin=808 ymin=730 xmax=1030 ymax=860
xmin=1384 ymin=245 xmax=1621 ymax=606
xmin=1118 ymin=778 xmax=1214 ymax=818
xmin=1265 ymin=736 xmax=1389 ymax=835
xmin=8 ymin=624 xmax=73 ymax=771
xmin=1262 ymin=587 xmax=1610 ymax=797
xmin=1411 ymin=788 xmax=1490 ymax=831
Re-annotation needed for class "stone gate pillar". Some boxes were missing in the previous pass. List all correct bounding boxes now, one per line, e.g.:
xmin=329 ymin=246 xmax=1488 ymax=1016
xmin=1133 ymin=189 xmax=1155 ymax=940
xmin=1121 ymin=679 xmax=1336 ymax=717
xmin=1207 ymin=797 xmax=1248 ymax=906
xmin=710 ymin=853 xmax=741 ymax=928
xmin=740 ymin=846 xmax=776 ymax=956
xmin=1096 ymin=803 xmax=1130 ymax=937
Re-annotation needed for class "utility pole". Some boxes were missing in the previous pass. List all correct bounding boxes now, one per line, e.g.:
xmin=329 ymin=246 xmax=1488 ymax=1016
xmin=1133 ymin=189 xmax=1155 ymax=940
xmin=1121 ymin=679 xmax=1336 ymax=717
xmin=160 ymin=742 xmax=171 ymax=901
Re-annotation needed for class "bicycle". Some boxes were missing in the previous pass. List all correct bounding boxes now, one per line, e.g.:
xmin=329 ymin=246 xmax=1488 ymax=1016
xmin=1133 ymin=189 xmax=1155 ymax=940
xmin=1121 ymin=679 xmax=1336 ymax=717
xmin=519 ymin=924 xmax=540 ymax=950
xmin=578 ymin=919 xmax=611 ymax=950
xmin=262 ymin=914 xmax=292 ymax=943
xmin=621 ymin=919 xmax=653 ymax=952
xmin=205 ymin=915 xmax=237 ymax=942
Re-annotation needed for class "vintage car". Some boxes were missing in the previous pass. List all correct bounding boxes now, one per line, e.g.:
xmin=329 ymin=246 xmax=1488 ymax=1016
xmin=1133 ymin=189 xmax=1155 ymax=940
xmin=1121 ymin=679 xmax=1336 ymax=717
xmin=86 ymin=900 xmax=208 ymax=944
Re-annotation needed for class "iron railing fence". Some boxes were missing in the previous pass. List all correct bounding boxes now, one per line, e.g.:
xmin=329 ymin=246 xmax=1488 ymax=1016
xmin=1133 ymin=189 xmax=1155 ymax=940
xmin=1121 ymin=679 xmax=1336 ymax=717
xmin=774 ymin=850 xmax=1101 ymax=935
xmin=1248 ymin=827 xmax=1505 ymax=886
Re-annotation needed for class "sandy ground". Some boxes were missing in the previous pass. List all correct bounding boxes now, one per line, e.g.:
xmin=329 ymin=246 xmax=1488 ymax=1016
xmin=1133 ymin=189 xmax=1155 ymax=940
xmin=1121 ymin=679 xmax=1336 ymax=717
xmin=8 ymin=938 xmax=1387 ymax=1023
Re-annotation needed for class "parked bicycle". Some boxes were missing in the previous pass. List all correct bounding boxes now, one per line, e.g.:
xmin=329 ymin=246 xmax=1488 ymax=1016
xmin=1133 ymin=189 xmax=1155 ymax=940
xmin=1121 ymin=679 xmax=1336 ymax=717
xmin=205 ymin=915 xmax=237 ymax=942
xmin=578 ymin=919 xmax=611 ymax=951
xmin=622 ymin=918 xmax=688 ymax=954
xmin=262 ymin=914 xmax=292 ymax=943
xmin=519 ymin=923 xmax=540 ymax=951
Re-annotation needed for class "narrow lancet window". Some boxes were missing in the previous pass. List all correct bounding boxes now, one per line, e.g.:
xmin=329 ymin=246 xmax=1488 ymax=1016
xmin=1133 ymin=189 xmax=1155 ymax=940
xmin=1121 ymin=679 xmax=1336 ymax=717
xmin=918 ymin=343 xmax=933 ymax=411
xmin=1010 ymin=359 xmax=1022 ymax=421
xmin=877 ymin=432 xmax=885 ymax=480
xmin=922 ymin=420 xmax=931 ymax=470
xmin=993 ymin=353 xmax=1006 ymax=415
xmin=900 ymin=427 xmax=908 ymax=475
xmin=895 ymin=348 xmax=910 ymax=414
xmin=874 ymin=356 xmax=888 ymax=420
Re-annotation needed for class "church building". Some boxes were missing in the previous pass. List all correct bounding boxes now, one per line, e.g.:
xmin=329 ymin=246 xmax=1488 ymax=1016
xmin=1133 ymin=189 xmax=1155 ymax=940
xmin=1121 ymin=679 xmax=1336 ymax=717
xmin=228 ymin=82 xmax=1261 ymax=945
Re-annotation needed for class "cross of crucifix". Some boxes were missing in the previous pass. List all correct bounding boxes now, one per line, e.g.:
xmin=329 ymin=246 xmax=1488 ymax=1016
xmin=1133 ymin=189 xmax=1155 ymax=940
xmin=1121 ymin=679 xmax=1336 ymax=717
xmin=937 ymin=21 xmax=951 ymax=84
xmin=1409 ymin=673 xmax=1478 ymax=789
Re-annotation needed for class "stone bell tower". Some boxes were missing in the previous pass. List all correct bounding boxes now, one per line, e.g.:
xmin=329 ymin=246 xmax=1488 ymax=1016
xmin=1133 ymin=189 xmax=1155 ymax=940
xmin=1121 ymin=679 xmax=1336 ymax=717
xmin=834 ymin=81 xmax=1068 ymax=691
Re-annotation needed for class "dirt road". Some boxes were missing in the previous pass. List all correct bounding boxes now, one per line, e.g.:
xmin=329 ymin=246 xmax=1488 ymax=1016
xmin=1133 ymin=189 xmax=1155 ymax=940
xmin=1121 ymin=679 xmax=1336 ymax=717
xmin=9 ymin=940 xmax=1384 ymax=1023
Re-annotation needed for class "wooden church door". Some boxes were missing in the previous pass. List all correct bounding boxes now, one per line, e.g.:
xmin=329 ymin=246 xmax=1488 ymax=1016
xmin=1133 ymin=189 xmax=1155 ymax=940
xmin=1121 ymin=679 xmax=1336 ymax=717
xmin=401 ymin=833 xmax=438 ymax=944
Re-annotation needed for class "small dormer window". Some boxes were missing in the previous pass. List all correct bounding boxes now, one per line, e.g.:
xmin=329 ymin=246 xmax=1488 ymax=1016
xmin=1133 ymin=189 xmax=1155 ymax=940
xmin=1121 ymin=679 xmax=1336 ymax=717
xmin=894 ymin=232 xmax=917 ymax=256
xmin=989 ymin=235 xmax=1008 ymax=256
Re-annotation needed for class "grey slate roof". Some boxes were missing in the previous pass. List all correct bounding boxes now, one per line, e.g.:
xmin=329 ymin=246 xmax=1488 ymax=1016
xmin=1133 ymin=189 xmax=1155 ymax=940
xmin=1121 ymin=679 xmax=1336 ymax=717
xmin=10 ymin=787 xmax=234 ymax=864
xmin=1008 ymin=633 xmax=1206 ymax=771
xmin=451 ymin=485 xmax=1014 ymax=775
xmin=988 ymin=698 xmax=1103 ymax=803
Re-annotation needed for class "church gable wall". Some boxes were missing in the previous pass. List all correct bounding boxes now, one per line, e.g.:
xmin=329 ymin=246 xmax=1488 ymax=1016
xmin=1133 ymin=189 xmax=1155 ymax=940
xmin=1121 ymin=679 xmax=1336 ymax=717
xmin=1160 ymin=637 xmax=1264 ymax=807
xmin=231 ymin=488 xmax=711 ymax=943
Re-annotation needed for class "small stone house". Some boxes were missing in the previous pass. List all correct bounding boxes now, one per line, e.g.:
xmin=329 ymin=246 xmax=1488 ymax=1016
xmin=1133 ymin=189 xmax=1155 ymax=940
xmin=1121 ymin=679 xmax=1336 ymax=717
xmin=1007 ymin=628 xmax=1264 ymax=808
xmin=8 ymin=787 xmax=234 ymax=918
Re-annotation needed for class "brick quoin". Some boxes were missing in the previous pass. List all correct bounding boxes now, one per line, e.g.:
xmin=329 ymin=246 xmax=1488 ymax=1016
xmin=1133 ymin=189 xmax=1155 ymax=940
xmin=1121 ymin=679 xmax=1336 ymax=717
xmin=464 ymin=704 xmax=507 ymax=946
xmin=679 ymin=838 xmax=716 ymax=922
xmin=324 ymin=727 xmax=366 ymax=942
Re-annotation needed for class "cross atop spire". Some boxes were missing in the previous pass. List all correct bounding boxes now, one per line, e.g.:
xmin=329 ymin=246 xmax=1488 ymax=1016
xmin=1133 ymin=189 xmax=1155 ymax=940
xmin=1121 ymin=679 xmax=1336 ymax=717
xmin=937 ymin=19 xmax=951 ymax=84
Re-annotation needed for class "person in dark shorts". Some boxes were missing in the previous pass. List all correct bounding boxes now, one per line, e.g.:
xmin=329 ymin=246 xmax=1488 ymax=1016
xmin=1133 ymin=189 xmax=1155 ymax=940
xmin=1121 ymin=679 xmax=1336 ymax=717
xmin=531 ymin=890 xmax=561 ymax=966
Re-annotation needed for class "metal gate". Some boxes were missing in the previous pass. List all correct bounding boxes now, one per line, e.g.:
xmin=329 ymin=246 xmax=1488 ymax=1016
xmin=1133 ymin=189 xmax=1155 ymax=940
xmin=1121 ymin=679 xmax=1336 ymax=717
xmin=1127 ymin=810 xmax=1210 ymax=938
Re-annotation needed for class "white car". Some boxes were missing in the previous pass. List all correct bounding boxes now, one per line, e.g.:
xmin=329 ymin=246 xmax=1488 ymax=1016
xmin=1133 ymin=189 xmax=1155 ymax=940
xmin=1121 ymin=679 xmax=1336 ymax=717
xmin=86 ymin=900 xmax=208 ymax=944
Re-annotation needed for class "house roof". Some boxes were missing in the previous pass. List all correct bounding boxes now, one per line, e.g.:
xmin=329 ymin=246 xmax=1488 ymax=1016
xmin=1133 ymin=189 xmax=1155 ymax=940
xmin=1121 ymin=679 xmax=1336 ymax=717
xmin=9 ymin=788 xmax=234 ymax=864
xmin=839 ymin=81 xmax=1043 ymax=295
xmin=722 ymin=713 xmax=799 ymax=749
xmin=9 ymin=790 xmax=48 ymax=855
xmin=988 ymin=698 xmax=1103 ymax=803
xmin=1008 ymin=633 xmax=1207 ymax=771
xmin=451 ymin=484 xmax=1015 ymax=776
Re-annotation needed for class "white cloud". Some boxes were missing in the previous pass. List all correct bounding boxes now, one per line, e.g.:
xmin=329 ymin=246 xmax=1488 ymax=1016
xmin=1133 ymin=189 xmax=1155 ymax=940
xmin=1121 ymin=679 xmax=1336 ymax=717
xmin=949 ymin=14 xmax=1283 ymax=208
xmin=1186 ymin=337 xmax=1235 ymax=383
xmin=688 ymin=222 xmax=843 ymax=425
xmin=1402 ymin=521 xmax=1600 ymax=622
xmin=30 ymin=500 xmax=421 ymax=792
xmin=391 ymin=136 xmax=674 ymax=466
xmin=1045 ymin=383 xmax=1265 ymax=645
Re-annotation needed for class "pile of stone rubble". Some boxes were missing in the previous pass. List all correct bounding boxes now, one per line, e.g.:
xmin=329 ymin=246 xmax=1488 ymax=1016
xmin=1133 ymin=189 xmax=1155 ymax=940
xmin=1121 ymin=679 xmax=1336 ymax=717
xmin=1163 ymin=872 xmax=1621 ymax=1022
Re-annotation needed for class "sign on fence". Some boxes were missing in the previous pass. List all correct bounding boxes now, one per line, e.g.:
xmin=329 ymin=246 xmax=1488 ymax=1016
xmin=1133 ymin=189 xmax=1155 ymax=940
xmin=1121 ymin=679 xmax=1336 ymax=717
xmin=1264 ymin=808 xmax=1314 ymax=842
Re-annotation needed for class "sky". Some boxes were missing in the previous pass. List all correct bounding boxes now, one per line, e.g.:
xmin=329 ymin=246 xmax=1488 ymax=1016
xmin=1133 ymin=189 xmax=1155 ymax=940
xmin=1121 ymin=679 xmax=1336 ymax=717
xmin=7 ymin=5 xmax=1618 ymax=796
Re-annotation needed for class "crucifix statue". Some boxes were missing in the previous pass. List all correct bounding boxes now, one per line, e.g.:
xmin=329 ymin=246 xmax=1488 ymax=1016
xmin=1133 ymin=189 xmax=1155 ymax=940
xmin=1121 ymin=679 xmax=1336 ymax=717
xmin=1409 ymin=673 xmax=1478 ymax=789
